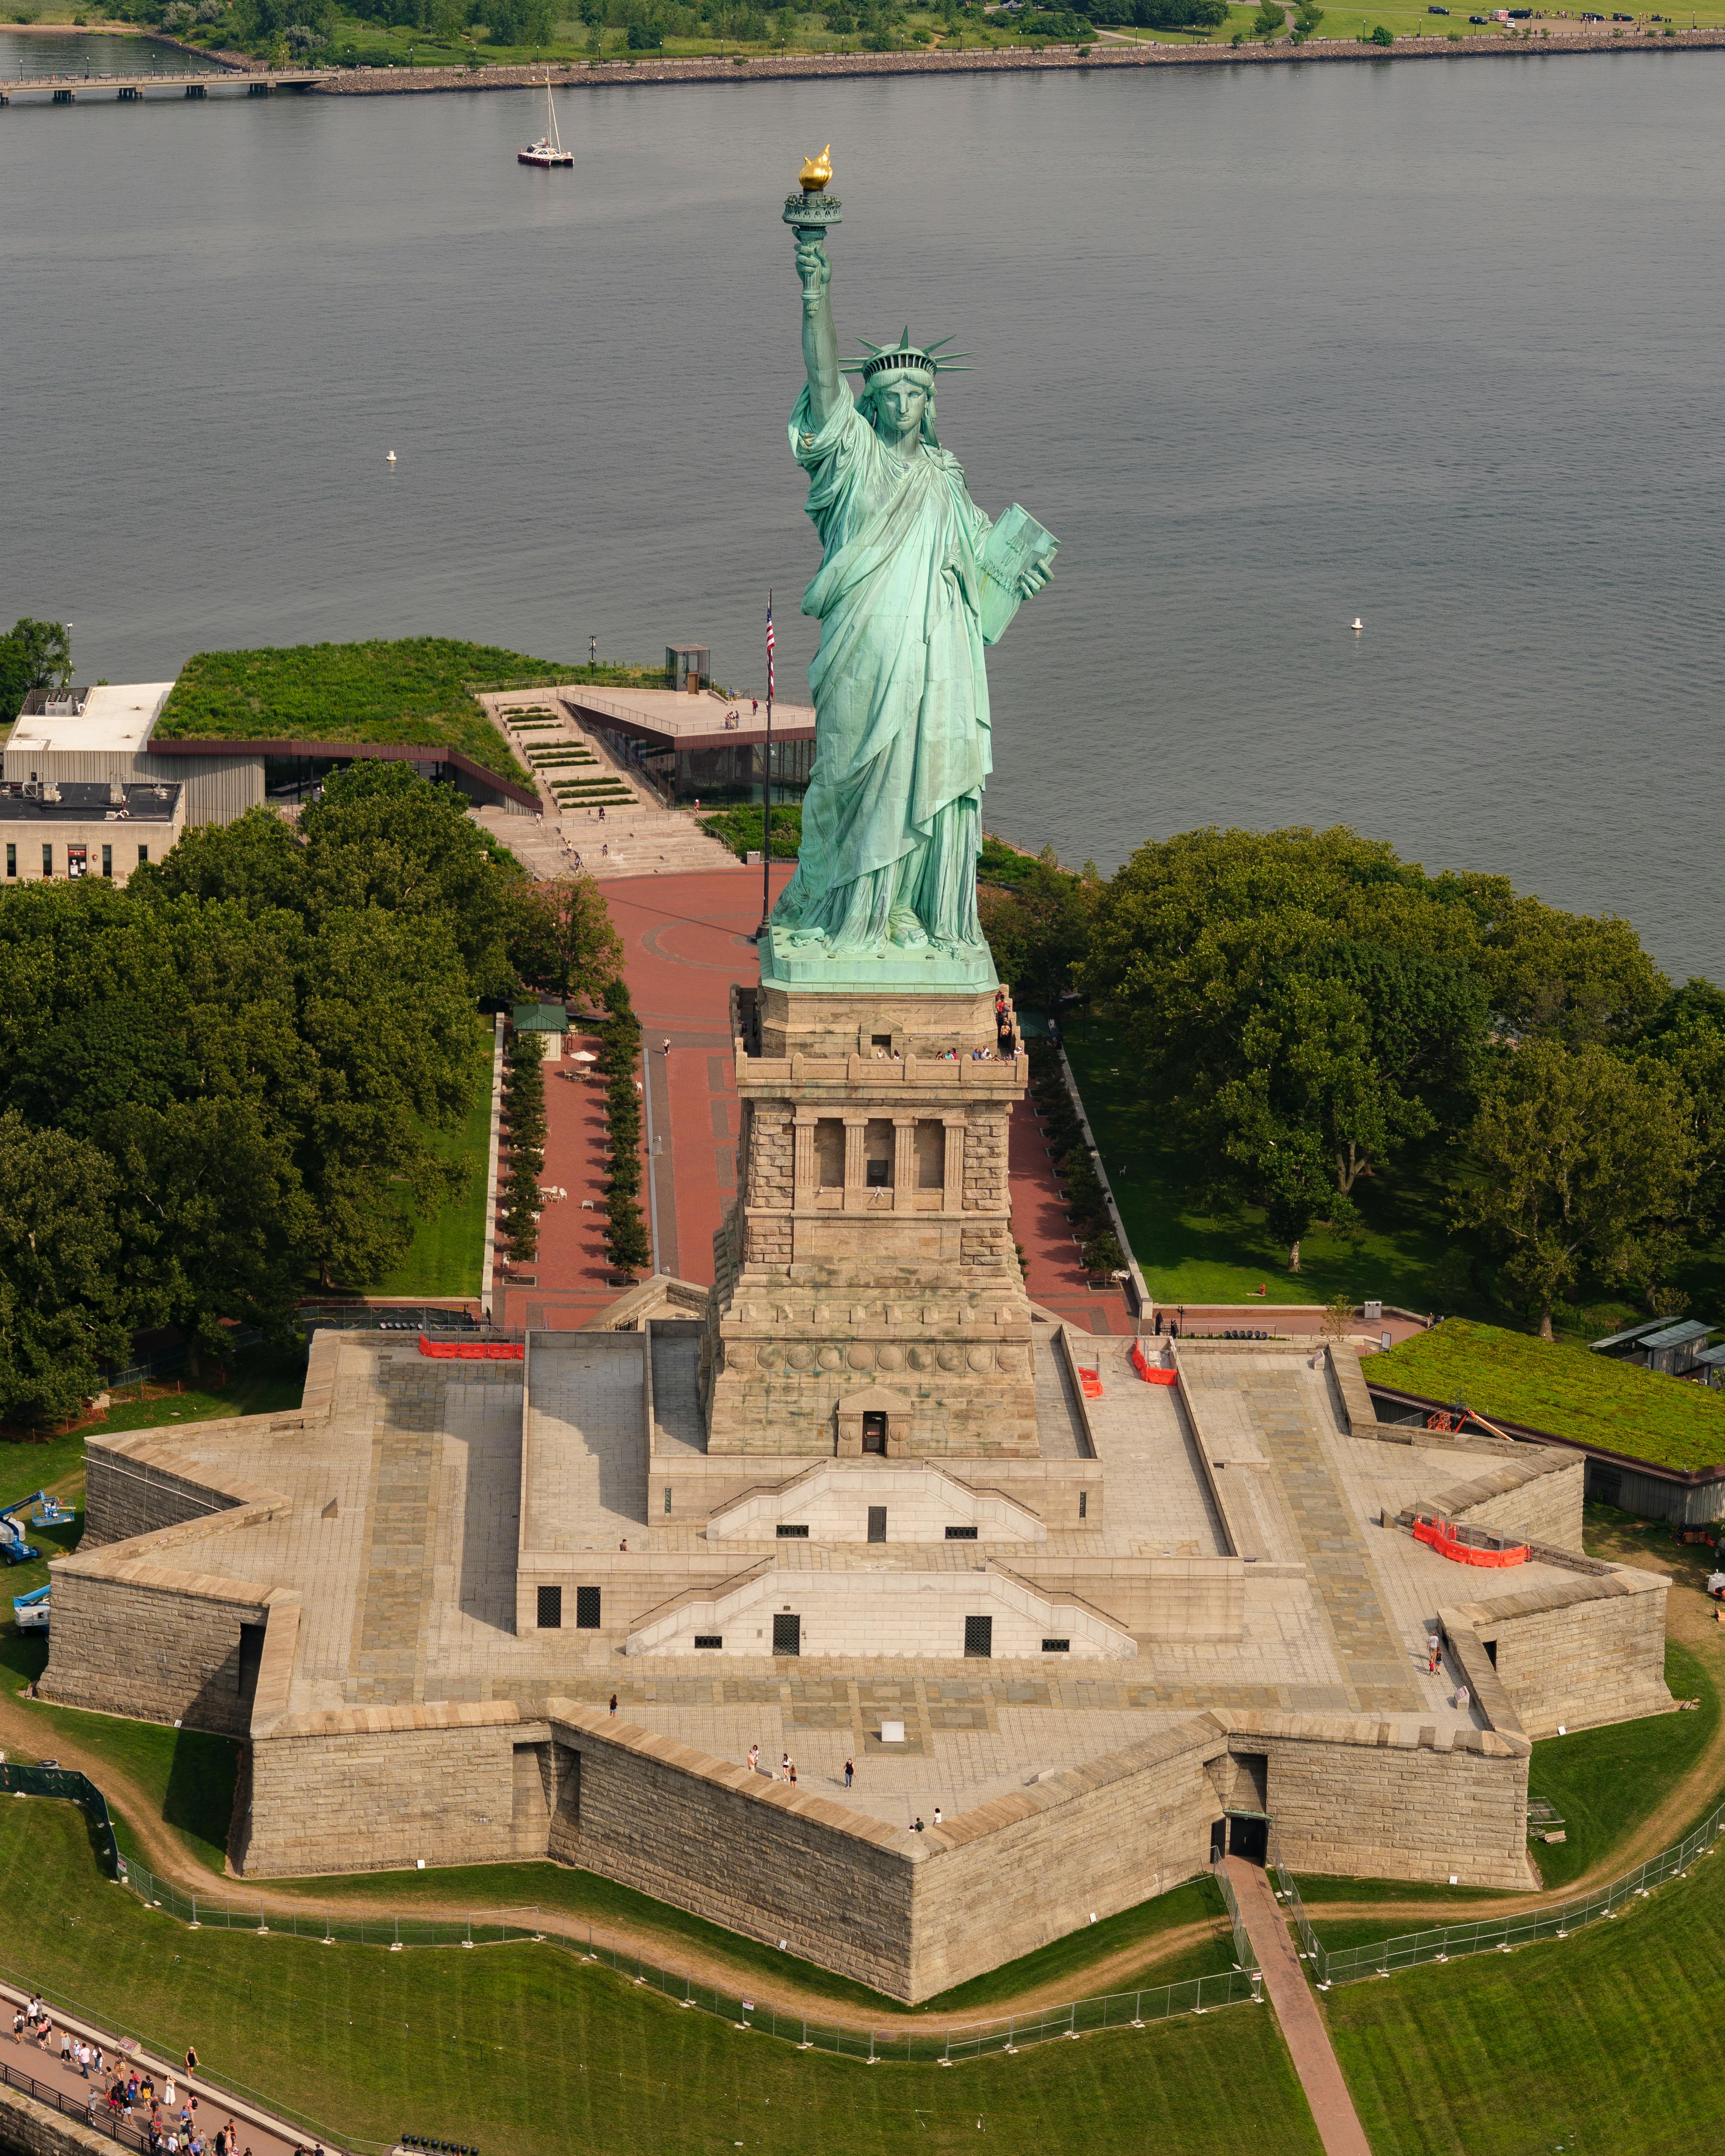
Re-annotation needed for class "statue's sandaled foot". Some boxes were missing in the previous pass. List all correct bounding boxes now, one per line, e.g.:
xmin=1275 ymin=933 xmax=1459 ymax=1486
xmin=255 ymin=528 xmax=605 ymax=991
xmin=781 ymin=927 xmax=829 ymax=951
xmin=887 ymin=910 xmax=929 ymax=950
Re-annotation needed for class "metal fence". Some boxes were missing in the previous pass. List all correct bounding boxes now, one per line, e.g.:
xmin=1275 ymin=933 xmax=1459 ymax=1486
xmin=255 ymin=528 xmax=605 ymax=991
xmin=562 ymin=1925 xmax=1260 ymax=2063
xmin=1214 ymin=1858 xmax=1260 ymax=1975
xmin=120 ymin=1850 xmax=541 ymax=1949
xmin=0 ymin=1762 xmax=119 ymax=1875
xmin=1271 ymin=1788 xmax=1725 ymax=1989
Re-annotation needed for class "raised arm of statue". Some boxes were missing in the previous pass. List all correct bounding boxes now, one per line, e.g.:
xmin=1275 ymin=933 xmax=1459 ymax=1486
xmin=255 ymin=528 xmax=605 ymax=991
xmin=796 ymin=234 xmax=842 ymax=431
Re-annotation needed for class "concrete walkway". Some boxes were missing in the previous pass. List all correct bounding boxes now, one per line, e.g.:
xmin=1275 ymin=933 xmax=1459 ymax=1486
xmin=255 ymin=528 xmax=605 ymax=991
xmin=1225 ymin=1856 xmax=1372 ymax=2156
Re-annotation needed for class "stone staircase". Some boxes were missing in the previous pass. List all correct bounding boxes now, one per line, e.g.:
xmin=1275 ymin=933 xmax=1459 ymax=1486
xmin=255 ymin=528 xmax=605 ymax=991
xmin=471 ymin=688 xmax=739 ymax=882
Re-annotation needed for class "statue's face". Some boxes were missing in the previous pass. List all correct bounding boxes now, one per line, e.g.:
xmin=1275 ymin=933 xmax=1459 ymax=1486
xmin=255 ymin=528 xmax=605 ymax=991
xmin=870 ymin=370 xmax=932 ymax=444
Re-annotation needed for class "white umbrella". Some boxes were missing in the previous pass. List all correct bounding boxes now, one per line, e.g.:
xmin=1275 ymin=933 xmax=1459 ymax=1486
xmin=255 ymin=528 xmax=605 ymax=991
xmin=569 ymin=1050 xmax=598 ymax=1063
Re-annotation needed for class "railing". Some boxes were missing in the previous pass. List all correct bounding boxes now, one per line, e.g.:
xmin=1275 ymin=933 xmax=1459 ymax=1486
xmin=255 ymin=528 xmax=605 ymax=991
xmin=1213 ymin=1858 xmax=1260 ymax=1975
xmin=119 ymin=1850 xmax=540 ymax=1950
xmin=0 ymin=2052 xmax=150 ymax=2151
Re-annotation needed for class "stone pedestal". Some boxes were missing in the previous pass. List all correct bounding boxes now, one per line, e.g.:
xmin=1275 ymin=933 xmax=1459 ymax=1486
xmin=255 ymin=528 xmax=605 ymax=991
xmin=702 ymin=979 xmax=1037 ymax=1458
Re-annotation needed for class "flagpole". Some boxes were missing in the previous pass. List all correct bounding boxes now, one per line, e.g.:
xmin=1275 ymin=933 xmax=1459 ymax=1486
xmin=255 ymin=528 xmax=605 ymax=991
xmin=756 ymin=588 xmax=774 ymax=942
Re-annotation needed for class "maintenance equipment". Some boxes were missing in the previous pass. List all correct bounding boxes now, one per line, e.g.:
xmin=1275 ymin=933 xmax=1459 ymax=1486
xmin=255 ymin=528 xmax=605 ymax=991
xmin=0 ymin=1493 xmax=50 ymax=1565
xmin=12 ymin=1584 xmax=48 ymax=1634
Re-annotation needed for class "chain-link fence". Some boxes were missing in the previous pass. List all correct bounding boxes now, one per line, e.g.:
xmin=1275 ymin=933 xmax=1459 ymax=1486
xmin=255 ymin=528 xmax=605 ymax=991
xmin=118 ymin=1850 xmax=539 ymax=1949
xmin=1271 ymin=1788 xmax=1725 ymax=1990
xmin=1213 ymin=1857 xmax=1260 ymax=1975
xmin=0 ymin=1762 xmax=119 ymax=1875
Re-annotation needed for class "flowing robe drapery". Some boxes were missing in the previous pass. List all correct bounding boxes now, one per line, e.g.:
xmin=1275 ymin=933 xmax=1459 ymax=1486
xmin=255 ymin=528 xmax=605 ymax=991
xmin=770 ymin=380 xmax=996 ymax=955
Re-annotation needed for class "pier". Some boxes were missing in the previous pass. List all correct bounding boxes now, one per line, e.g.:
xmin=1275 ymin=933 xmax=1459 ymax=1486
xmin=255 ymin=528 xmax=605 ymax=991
xmin=0 ymin=66 xmax=322 ymax=105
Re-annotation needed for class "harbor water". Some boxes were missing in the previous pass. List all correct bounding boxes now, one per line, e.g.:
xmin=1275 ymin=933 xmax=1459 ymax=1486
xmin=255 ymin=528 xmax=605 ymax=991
xmin=2 ymin=51 xmax=1723 ymax=975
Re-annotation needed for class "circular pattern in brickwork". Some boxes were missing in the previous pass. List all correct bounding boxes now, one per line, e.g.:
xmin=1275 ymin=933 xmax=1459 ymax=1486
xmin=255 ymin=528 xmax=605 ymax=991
xmin=846 ymin=1344 xmax=874 ymax=1371
xmin=966 ymin=1345 xmax=994 ymax=1374
xmin=817 ymin=1345 xmax=844 ymax=1371
xmin=997 ymin=1345 xmax=1027 ymax=1375
xmin=936 ymin=1345 xmax=963 ymax=1372
xmin=786 ymin=1346 xmax=817 ymax=1372
xmin=908 ymin=1345 xmax=933 ymax=1371
xmin=876 ymin=1344 xmax=906 ymax=1371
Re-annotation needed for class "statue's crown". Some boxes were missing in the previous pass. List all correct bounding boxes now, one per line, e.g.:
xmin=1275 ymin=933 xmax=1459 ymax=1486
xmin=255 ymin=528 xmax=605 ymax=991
xmin=843 ymin=330 xmax=973 ymax=382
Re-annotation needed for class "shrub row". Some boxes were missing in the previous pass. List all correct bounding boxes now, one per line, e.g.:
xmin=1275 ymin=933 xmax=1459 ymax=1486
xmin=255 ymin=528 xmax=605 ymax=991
xmin=500 ymin=1029 xmax=547 ymax=1264
xmin=597 ymin=979 xmax=652 ymax=1279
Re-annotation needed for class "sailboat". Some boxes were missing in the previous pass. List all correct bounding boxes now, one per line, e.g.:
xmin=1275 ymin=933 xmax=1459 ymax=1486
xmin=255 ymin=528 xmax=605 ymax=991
xmin=518 ymin=78 xmax=573 ymax=168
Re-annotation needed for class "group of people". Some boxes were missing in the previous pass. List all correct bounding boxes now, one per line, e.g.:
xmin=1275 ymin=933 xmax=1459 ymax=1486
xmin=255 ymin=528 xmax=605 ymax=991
xmin=11 ymin=2009 xmax=245 ymax=2156
xmin=742 ymin=1745 xmax=860 ymax=1790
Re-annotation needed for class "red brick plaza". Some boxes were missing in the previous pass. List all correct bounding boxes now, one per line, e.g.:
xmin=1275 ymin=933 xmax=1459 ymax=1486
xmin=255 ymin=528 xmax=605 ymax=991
xmin=492 ymin=865 xmax=1126 ymax=1336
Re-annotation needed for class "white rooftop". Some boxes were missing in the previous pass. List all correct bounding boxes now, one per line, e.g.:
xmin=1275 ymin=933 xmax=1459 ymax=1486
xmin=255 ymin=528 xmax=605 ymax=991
xmin=7 ymin=682 xmax=175 ymax=758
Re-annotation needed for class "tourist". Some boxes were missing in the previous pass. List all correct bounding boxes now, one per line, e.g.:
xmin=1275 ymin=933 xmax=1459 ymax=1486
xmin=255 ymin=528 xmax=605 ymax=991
xmin=789 ymin=1760 xmax=798 ymax=1786
xmin=780 ymin=1753 xmax=790 ymax=1780
xmin=61 ymin=2030 xmax=72 ymax=2066
xmin=1154 ymin=1312 xmax=1163 ymax=1336
xmin=184 ymin=2047 xmax=197 ymax=2080
xmin=912 ymin=1816 xmax=925 ymax=1832
xmin=932 ymin=1805 xmax=941 ymax=1827
xmin=844 ymin=1758 xmax=854 ymax=1788
xmin=10 ymin=2008 xmax=20 ymax=2043
xmin=1454 ymin=1683 xmax=1470 ymax=1714
xmin=748 ymin=1744 xmax=760 ymax=1774
xmin=609 ymin=1694 xmax=618 ymax=1716
xmin=1427 ymin=1634 xmax=1441 ymax=1675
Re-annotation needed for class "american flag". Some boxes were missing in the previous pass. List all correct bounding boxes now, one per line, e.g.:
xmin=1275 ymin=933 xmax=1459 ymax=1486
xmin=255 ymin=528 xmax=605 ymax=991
xmin=765 ymin=598 xmax=775 ymax=701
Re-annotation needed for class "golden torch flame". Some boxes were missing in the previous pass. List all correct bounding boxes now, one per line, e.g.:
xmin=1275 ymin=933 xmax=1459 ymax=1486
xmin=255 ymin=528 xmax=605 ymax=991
xmin=799 ymin=145 xmax=833 ymax=192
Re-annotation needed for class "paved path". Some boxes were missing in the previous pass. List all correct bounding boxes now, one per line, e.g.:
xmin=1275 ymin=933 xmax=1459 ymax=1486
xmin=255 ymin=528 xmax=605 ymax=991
xmin=0 ymin=1975 xmax=316 ymax=2156
xmin=1225 ymin=1857 xmax=1373 ymax=2156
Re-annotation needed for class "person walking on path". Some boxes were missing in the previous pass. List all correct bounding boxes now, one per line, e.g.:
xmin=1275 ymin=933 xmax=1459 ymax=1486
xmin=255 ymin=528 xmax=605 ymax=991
xmin=1427 ymin=1633 xmax=1441 ymax=1675
xmin=609 ymin=1694 xmax=618 ymax=1716
xmin=748 ymin=1744 xmax=760 ymax=1775
xmin=780 ymin=1752 xmax=791 ymax=1781
xmin=843 ymin=1757 xmax=854 ymax=1788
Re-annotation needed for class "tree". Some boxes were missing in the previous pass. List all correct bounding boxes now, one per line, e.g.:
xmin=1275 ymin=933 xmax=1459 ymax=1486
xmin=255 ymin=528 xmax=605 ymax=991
xmin=1251 ymin=0 xmax=1281 ymax=34
xmin=1479 ymin=893 xmax=1668 ymax=1047
xmin=510 ymin=874 xmax=624 ymax=1003
xmin=0 ymin=618 xmax=72 ymax=725
xmin=300 ymin=762 xmax=528 ymax=1001
xmin=1454 ymin=1040 xmax=1696 ymax=1339
xmin=1081 ymin=827 xmax=1488 ymax=1262
xmin=978 ymin=849 xmax=1097 ymax=1015
xmin=0 ymin=1112 xmax=130 ymax=1426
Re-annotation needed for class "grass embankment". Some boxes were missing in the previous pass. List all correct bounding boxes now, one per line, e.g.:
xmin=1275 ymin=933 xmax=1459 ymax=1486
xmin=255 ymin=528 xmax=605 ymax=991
xmin=1328 ymin=1798 xmax=1725 ymax=2155
xmin=364 ymin=1029 xmax=494 ymax=1298
xmin=0 ymin=1799 xmax=1323 ymax=2156
xmin=1369 ymin=1318 xmax=1725 ymax=1472
xmin=155 ymin=641 xmax=669 ymax=790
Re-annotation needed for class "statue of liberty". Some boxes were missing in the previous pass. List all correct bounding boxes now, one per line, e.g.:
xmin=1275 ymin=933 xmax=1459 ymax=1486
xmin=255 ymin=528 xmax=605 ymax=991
xmin=767 ymin=179 xmax=1056 ymax=974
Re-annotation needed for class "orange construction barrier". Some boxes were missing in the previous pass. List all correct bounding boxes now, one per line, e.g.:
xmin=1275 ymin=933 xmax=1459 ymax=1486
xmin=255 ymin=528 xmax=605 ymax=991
xmin=1131 ymin=1338 xmax=1179 ymax=1387
xmin=1077 ymin=1367 xmax=1104 ymax=1400
xmin=418 ymin=1334 xmax=525 ymax=1362
xmin=1411 ymin=1514 xmax=1528 ymax=1568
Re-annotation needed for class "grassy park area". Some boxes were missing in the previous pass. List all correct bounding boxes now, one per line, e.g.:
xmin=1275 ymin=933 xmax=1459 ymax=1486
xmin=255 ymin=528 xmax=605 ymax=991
xmin=1064 ymin=1015 xmax=1462 ymax=1309
xmin=1370 ymin=1318 xmax=1725 ymax=1470
xmin=0 ymin=1798 xmax=1323 ymax=2156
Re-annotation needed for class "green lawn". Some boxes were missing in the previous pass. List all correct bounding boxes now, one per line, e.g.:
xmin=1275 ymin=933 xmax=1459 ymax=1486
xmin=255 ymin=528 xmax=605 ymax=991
xmin=1523 ymin=1641 xmax=1717 ymax=1890
xmin=1370 ymin=1319 xmax=1725 ymax=1471
xmin=0 ymin=1799 xmax=1323 ymax=2156
xmin=1328 ymin=1806 xmax=1725 ymax=2156
xmin=365 ymin=1031 xmax=494 ymax=1298
xmin=155 ymin=640 xmax=593 ymax=788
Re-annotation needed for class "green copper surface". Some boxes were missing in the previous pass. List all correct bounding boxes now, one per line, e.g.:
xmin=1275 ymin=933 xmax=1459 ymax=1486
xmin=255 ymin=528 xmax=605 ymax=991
xmin=765 ymin=210 xmax=1056 ymax=997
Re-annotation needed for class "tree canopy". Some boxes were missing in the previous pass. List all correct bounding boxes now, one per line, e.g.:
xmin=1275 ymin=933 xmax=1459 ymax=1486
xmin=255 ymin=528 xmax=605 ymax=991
xmin=0 ymin=767 xmax=615 ymax=1423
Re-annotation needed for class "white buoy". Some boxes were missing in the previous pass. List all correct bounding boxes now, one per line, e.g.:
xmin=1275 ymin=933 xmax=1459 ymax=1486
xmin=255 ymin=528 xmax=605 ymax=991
xmin=386 ymin=450 xmax=397 ymax=463
xmin=1352 ymin=617 xmax=1364 ymax=632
